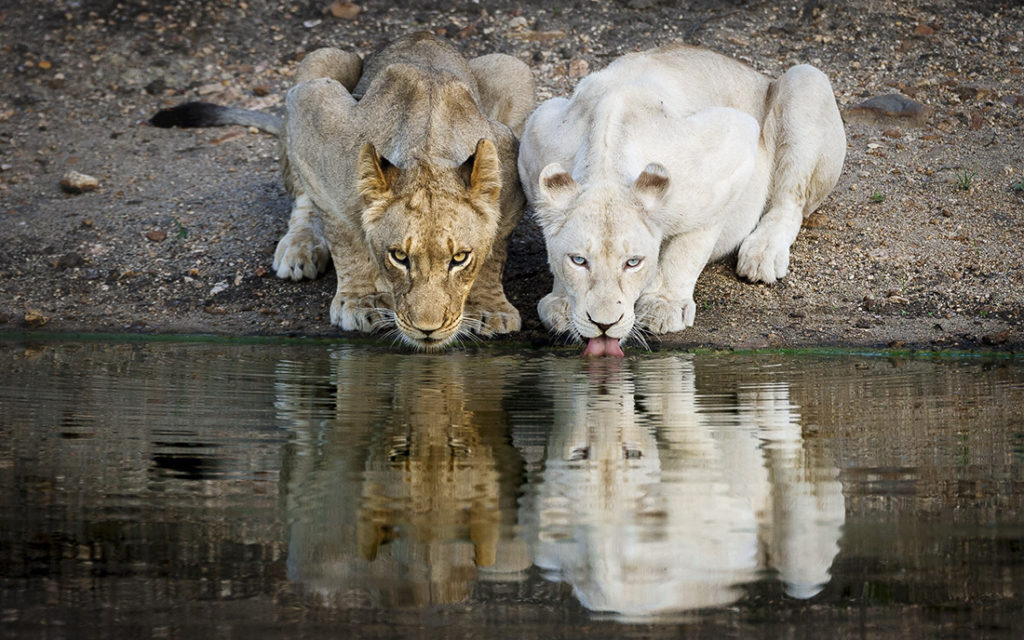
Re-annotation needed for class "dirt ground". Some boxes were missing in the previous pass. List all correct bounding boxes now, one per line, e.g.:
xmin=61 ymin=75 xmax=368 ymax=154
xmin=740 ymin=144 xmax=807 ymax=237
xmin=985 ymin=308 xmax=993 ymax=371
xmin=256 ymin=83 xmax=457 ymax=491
xmin=2 ymin=0 xmax=1022 ymax=354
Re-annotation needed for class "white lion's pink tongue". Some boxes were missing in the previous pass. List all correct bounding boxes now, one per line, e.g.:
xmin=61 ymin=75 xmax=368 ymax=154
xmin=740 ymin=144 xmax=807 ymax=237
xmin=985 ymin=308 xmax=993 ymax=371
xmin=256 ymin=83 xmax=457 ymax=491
xmin=583 ymin=336 xmax=625 ymax=358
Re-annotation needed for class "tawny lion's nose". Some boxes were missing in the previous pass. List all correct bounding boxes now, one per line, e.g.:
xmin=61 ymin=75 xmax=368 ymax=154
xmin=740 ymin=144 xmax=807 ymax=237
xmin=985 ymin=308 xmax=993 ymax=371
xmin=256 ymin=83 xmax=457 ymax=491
xmin=413 ymin=323 xmax=442 ymax=337
xmin=587 ymin=313 xmax=623 ymax=334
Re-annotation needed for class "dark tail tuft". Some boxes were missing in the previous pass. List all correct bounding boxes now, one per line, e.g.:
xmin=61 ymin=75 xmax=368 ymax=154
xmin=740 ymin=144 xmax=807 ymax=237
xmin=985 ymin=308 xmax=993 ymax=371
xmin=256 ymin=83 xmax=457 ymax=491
xmin=149 ymin=102 xmax=227 ymax=128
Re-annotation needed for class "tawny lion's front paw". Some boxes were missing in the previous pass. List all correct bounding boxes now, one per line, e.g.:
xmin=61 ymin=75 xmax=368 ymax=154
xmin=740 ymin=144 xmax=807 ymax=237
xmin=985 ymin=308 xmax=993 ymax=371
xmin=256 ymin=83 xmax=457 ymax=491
xmin=537 ymin=293 xmax=573 ymax=334
xmin=636 ymin=293 xmax=695 ymax=334
xmin=466 ymin=303 xmax=522 ymax=336
xmin=329 ymin=292 xmax=393 ymax=333
xmin=736 ymin=228 xmax=791 ymax=284
xmin=273 ymin=229 xmax=330 ymax=281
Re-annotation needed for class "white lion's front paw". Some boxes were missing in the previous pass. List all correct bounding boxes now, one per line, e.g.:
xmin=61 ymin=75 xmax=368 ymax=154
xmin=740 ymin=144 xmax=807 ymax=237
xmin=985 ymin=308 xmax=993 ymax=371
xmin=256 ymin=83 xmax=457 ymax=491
xmin=273 ymin=229 xmax=330 ymax=281
xmin=636 ymin=293 xmax=695 ymax=334
xmin=736 ymin=228 xmax=791 ymax=284
xmin=538 ymin=293 xmax=573 ymax=334
xmin=330 ymin=293 xmax=392 ymax=333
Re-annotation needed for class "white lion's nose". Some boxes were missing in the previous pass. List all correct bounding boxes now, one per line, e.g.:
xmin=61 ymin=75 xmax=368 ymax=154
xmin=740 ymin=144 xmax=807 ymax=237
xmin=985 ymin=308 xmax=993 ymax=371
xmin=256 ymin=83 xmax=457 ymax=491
xmin=587 ymin=313 xmax=623 ymax=334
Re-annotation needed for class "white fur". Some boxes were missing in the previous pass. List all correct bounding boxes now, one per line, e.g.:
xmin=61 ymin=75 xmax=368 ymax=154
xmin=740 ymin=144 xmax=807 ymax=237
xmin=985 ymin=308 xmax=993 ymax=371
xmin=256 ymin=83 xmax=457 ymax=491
xmin=518 ymin=46 xmax=846 ymax=340
xmin=523 ymin=357 xmax=845 ymax=616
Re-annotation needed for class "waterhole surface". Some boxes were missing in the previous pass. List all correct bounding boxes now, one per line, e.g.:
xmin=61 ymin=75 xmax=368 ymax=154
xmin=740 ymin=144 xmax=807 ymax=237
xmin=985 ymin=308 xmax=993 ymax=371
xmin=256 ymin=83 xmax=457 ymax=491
xmin=1 ymin=338 xmax=1022 ymax=639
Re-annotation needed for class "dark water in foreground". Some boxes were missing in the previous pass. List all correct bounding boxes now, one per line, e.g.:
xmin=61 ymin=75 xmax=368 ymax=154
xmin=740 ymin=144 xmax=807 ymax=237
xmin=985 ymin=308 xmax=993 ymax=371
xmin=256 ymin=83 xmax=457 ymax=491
xmin=1 ymin=338 xmax=1022 ymax=639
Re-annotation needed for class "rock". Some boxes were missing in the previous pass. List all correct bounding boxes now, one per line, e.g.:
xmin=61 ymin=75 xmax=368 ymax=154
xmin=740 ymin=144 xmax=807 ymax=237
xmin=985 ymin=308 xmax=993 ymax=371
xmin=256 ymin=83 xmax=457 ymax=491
xmin=982 ymin=331 xmax=1009 ymax=346
xmin=60 ymin=170 xmax=99 ymax=194
xmin=516 ymin=30 xmax=566 ymax=43
xmin=55 ymin=252 xmax=84 ymax=270
xmin=845 ymin=94 xmax=931 ymax=127
xmin=210 ymin=281 xmax=229 ymax=296
xmin=568 ymin=58 xmax=590 ymax=78
xmin=955 ymin=85 xmax=992 ymax=101
xmin=913 ymin=24 xmax=935 ymax=36
xmin=325 ymin=1 xmax=360 ymax=20
xmin=803 ymin=211 xmax=828 ymax=228
xmin=144 ymin=78 xmax=167 ymax=95
xmin=145 ymin=229 xmax=167 ymax=242
xmin=24 ymin=310 xmax=48 ymax=328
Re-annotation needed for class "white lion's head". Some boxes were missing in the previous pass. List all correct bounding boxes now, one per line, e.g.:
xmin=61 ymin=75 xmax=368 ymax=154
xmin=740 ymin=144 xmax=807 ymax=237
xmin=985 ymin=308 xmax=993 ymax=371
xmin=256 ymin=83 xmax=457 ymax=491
xmin=532 ymin=163 xmax=671 ymax=349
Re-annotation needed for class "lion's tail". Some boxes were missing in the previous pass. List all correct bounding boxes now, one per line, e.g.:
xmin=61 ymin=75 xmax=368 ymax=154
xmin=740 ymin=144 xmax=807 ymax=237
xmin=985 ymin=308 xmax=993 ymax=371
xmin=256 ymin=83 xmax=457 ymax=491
xmin=149 ymin=102 xmax=282 ymax=136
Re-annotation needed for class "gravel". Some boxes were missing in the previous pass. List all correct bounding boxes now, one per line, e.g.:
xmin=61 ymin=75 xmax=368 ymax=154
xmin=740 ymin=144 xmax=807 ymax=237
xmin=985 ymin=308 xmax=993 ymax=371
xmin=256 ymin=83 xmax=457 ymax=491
xmin=1 ymin=0 xmax=1022 ymax=352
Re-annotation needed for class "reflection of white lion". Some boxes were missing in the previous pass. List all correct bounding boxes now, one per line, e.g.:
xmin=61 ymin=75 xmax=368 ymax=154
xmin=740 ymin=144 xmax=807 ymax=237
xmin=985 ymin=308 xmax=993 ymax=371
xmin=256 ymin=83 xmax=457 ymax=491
xmin=522 ymin=357 xmax=845 ymax=617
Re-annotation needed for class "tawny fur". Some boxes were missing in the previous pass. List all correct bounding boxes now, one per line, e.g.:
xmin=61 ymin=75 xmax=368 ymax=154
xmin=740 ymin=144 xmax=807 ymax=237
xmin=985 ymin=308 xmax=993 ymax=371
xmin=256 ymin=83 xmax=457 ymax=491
xmin=277 ymin=32 xmax=534 ymax=349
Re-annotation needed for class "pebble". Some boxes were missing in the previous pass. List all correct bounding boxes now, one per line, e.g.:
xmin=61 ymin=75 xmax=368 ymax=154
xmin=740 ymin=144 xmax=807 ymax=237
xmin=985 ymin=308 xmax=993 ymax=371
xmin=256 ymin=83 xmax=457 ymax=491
xmin=210 ymin=281 xmax=230 ymax=296
xmin=24 ymin=310 xmax=48 ymax=328
xmin=146 ymin=229 xmax=167 ymax=242
xmin=60 ymin=170 xmax=99 ymax=194
xmin=568 ymin=58 xmax=590 ymax=78
xmin=845 ymin=94 xmax=930 ymax=127
xmin=55 ymin=252 xmax=84 ymax=270
xmin=325 ymin=1 xmax=360 ymax=20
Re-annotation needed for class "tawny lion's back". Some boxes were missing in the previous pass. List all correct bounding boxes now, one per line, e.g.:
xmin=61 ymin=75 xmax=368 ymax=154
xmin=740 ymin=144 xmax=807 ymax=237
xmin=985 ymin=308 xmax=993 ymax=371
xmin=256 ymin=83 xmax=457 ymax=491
xmin=352 ymin=32 xmax=495 ymax=168
xmin=354 ymin=31 xmax=478 ymax=98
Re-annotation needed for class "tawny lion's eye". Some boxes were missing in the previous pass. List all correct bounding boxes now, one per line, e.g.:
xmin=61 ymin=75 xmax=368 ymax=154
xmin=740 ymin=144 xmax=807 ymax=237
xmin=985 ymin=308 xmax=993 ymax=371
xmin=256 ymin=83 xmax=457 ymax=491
xmin=450 ymin=251 xmax=470 ymax=268
xmin=389 ymin=249 xmax=409 ymax=266
xmin=569 ymin=254 xmax=588 ymax=267
xmin=625 ymin=257 xmax=643 ymax=269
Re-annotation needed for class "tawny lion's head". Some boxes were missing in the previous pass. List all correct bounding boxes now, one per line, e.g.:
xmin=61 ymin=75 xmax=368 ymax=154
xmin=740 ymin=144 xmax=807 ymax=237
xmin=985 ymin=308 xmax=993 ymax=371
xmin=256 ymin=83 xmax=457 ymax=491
xmin=358 ymin=138 xmax=503 ymax=350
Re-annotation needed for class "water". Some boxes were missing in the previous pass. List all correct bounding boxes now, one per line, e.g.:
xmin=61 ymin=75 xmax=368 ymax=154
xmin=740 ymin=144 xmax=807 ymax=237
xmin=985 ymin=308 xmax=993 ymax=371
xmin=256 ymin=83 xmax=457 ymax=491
xmin=1 ymin=338 xmax=1022 ymax=639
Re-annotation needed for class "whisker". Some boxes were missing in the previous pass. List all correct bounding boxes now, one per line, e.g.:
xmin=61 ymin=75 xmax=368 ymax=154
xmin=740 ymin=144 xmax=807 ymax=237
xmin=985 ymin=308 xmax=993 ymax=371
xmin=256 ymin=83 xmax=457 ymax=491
xmin=629 ymin=326 xmax=652 ymax=352
xmin=368 ymin=307 xmax=396 ymax=331
xmin=453 ymin=317 xmax=486 ymax=348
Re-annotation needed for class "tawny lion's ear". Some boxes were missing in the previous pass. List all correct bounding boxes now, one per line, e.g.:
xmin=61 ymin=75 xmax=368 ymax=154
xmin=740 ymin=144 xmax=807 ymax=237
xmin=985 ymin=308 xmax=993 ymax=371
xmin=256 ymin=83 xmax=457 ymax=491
xmin=469 ymin=508 xmax=499 ymax=568
xmin=460 ymin=138 xmax=502 ymax=205
xmin=357 ymin=516 xmax=385 ymax=562
xmin=537 ymin=162 xmax=578 ymax=210
xmin=357 ymin=142 xmax=398 ymax=207
xmin=631 ymin=162 xmax=670 ymax=210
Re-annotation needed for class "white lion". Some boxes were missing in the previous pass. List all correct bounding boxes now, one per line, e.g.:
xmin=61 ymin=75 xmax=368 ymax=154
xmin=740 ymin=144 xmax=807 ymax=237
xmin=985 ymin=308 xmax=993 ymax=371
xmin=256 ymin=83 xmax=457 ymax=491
xmin=518 ymin=45 xmax=846 ymax=356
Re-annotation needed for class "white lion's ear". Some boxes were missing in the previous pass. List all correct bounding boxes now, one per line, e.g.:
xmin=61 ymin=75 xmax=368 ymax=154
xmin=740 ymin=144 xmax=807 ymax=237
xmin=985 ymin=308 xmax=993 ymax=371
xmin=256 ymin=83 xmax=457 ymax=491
xmin=631 ymin=163 xmax=670 ymax=211
xmin=538 ymin=163 xmax=578 ymax=210
xmin=534 ymin=163 xmax=577 ymax=233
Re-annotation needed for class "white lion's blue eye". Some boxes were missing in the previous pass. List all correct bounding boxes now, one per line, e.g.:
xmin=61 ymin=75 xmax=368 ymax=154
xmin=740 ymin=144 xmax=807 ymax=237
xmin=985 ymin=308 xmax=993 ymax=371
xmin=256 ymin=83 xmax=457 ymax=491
xmin=625 ymin=257 xmax=642 ymax=269
xmin=569 ymin=255 xmax=588 ymax=267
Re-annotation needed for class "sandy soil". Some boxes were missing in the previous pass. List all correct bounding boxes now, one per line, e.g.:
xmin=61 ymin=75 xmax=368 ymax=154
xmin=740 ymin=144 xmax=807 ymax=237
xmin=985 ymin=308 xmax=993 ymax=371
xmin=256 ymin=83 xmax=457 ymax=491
xmin=1 ymin=0 xmax=1022 ymax=353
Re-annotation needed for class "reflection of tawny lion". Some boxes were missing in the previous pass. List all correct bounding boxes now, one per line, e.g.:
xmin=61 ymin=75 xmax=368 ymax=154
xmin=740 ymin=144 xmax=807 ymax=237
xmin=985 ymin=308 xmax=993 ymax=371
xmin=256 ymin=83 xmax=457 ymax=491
xmin=277 ymin=351 xmax=526 ymax=607
xmin=523 ymin=356 xmax=845 ymax=617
